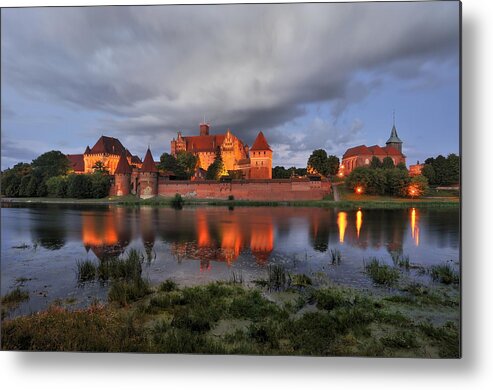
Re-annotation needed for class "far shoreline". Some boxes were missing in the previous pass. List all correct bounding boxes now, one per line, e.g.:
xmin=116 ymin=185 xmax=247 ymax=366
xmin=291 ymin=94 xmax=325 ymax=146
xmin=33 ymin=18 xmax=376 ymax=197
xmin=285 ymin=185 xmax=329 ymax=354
xmin=1 ymin=195 xmax=459 ymax=209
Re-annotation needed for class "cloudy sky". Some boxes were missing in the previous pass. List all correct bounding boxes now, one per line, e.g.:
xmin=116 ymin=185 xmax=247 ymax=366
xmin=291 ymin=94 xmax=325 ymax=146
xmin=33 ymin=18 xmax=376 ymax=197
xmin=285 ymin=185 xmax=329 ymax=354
xmin=1 ymin=1 xmax=460 ymax=169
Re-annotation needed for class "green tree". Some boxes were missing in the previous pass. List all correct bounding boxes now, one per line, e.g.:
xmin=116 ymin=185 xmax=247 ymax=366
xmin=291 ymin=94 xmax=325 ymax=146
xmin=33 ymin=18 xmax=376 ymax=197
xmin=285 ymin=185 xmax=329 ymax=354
xmin=31 ymin=151 xmax=70 ymax=180
xmin=1 ymin=162 xmax=32 ymax=197
xmin=307 ymin=149 xmax=329 ymax=176
xmin=382 ymin=156 xmax=395 ymax=169
xmin=396 ymin=162 xmax=407 ymax=171
xmin=206 ymin=148 xmax=224 ymax=180
xmin=92 ymin=160 xmax=108 ymax=174
xmin=272 ymin=166 xmax=291 ymax=179
xmin=369 ymin=156 xmax=383 ymax=169
xmin=385 ymin=168 xmax=410 ymax=197
xmin=176 ymin=151 xmax=198 ymax=180
xmin=90 ymin=173 xmax=111 ymax=198
xmin=158 ymin=153 xmax=179 ymax=173
xmin=46 ymin=176 xmax=68 ymax=198
xmin=326 ymin=155 xmax=340 ymax=176
xmin=445 ymin=153 xmax=460 ymax=185
xmin=67 ymin=174 xmax=93 ymax=198
xmin=421 ymin=164 xmax=436 ymax=185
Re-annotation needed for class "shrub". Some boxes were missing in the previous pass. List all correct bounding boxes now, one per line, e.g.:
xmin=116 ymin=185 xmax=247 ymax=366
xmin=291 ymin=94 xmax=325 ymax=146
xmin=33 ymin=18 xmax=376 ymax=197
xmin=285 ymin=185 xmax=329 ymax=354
xmin=171 ymin=193 xmax=184 ymax=208
xmin=158 ymin=279 xmax=178 ymax=292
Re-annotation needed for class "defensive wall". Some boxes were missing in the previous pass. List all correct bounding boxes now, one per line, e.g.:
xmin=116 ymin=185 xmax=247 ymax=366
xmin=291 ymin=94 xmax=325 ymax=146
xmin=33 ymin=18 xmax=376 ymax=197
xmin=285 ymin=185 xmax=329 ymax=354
xmin=156 ymin=178 xmax=331 ymax=201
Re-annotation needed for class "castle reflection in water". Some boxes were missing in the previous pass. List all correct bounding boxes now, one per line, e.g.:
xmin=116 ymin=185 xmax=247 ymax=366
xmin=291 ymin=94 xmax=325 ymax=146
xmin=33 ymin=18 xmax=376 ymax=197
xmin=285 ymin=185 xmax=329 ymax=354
xmin=20 ymin=205 xmax=460 ymax=270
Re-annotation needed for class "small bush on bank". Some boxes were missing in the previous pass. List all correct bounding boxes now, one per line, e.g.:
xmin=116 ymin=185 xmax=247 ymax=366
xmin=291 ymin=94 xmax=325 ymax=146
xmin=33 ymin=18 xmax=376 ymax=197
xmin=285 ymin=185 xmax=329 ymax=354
xmin=429 ymin=263 xmax=459 ymax=285
xmin=364 ymin=258 xmax=400 ymax=286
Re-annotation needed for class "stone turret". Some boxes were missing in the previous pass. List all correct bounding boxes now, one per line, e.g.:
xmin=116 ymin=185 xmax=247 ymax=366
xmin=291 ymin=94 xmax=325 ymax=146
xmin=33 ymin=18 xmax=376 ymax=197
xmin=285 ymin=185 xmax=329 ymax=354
xmin=249 ymin=131 xmax=273 ymax=179
xmin=114 ymin=150 xmax=132 ymax=196
xmin=139 ymin=147 xmax=158 ymax=199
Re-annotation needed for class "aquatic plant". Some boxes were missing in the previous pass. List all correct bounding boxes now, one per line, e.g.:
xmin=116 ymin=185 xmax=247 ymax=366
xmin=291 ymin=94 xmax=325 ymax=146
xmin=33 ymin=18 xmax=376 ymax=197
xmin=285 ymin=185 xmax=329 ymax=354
xmin=1 ymin=287 xmax=30 ymax=307
xmin=76 ymin=259 xmax=98 ymax=282
xmin=429 ymin=262 xmax=459 ymax=285
xmin=267 ymin=264 xmax=290 ymax=291
xmin=108 ymin=277 xmax=151 ymax=307
xmin=229 ymin=271 xmax=244 ymax=284
xmin=364 ymin=258 xmax=400 ymax=286
xmin=291 ymin=274 xmax=313 ymax=288
xmin=391 ymin=253 xmax=410 ymax=270
xmin=330 ymin=249 xmax=342 ymax=265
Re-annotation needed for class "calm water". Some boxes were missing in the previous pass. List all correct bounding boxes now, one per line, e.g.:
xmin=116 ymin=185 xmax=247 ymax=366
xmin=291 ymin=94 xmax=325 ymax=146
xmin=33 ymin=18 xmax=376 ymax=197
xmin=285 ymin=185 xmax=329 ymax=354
xmin=1 ymin=205 xmax=459 ymax=316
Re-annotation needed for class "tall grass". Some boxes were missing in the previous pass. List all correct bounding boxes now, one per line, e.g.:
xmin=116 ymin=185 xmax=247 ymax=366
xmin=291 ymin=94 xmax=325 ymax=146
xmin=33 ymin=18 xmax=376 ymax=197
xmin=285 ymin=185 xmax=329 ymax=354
xmin=229 ymin=271 xmax=244 ymax=284
xmin=267 ymin=264 xmax=290 ymax=291
xmin=1 ymin=287 xmax=30 ymax=306
xmin=391 ymin=253 xmax=410 ymax=270
xmin=76 ymin=260 xmax=98 ymax=282
xmin=429 ymin=263 xmax=459 ymax=285
xmin=364 ymin=258 xmax=400 ymax=286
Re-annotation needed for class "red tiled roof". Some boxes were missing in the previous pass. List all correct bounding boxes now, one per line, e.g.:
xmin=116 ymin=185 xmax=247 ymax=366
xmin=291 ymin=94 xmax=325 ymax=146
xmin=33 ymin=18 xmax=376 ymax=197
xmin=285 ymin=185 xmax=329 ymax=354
xmin=114 ymin=151 xmax=132 ymax=174
xmin=183 ymin=135 xmax=225 ymax=152
xmin=343 ymin=144 xmax=405 ymax=159
xmin=67 ymin=154 xmax=84 ymax=172
xmin=89 ymin=136 xmax=126 ymax=155
xmin=250 ymin=131 xmax=271 ymax=151
xmin=343 ymin=145 xmax=371 ymax=158
xmin=131 ymin=155 xmax=142 ymax=164
xmin=141 ymin=148 xmax=158 ymax=173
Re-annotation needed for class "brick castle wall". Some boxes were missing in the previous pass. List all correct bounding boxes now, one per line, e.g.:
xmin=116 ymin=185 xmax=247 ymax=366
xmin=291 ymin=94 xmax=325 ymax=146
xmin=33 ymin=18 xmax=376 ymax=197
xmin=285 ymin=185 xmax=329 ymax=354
xmin=157 ymin=178 xmax=331 ymax=201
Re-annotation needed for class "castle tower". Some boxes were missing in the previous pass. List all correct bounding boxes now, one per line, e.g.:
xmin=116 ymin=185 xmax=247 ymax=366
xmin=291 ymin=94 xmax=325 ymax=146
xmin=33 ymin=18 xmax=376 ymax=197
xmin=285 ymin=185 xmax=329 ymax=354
xmin=249 ymin=131 xmax=272 ymax=179
xmin=199 ymin=122 xmax=210 ymax=136
xmin=139 ymin=147 xmax=158 ymax=199
xmin=114 ymin=150 xmax=132 ymax=196
xmin=386 ymin=114 xmax=403 ymax=153
xmin=171 ymin=131 xmax=186 ymax=156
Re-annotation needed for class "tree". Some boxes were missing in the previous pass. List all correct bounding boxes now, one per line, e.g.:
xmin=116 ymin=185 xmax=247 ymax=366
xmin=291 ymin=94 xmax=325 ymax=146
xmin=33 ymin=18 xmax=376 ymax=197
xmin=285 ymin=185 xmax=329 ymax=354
xmin=396 ymin=162 xmax=407 ymax=171
xmin=382 ymin=156 xmax=395 ymax=169
xmin=385 ymin=168 xmax=410 ymax=197
xmin=369 ymin=156 xmax=383 ymax=169
xmin=46 ymin=176 xmax=68 ymax=198
xmin=67 ymin=174 xmax=92 ymax=198
xmin=31 ymin=151 xmax=69 ymax=180
xmin=421 ymin=164 xmax=436 ymax=185
xmin=92 ymin=160 xmax=108 ymax=174
xmin=272 ymin=166 xmax=291 ymax=179
xmin=307 ymin=149 xmax=329 ymax=176
xmin=90 ymin=173 xmax=111 ymax=198
xmin=176 ymin=151 xmax=198 ymax=180
xmin=1 ymin=162 xmax=31 ymax=197
xmin=326 ymin=155 xmax=340 ymax=176
xmin=206 ymin=148 xmax=224 ymax=180
xmin=158 ymin=153 xmax=179 ymax=173
xmin=407 ymin=175 xmax=429 ymax=198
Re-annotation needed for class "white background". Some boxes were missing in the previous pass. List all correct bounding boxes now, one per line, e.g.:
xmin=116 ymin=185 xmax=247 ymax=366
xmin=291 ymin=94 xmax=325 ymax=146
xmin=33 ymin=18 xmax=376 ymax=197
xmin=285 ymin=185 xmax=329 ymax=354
xmin=0 ymin=0 xmax=490 ymax=389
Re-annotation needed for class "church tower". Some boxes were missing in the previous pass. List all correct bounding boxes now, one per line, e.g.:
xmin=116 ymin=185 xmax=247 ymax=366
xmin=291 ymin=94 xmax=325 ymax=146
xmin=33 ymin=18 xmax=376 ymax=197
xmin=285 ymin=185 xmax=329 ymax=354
xmin=386 ymin=113 xmax=403 ymax=153
xmin=249 ymin=131 xmax=272 ymax=179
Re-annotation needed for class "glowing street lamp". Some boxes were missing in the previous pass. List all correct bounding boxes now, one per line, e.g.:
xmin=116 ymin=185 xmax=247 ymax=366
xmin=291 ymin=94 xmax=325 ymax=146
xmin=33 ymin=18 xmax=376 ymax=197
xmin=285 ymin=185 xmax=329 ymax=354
xmin=355 ymin=186 xmax=363 ymax=194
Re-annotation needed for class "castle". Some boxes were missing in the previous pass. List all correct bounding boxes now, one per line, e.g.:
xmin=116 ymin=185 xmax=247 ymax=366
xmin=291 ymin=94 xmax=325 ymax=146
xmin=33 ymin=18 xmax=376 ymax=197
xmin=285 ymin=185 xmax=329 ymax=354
xmin=171 ymin=123 xmax=272 ymax=179
xmin=339 ymin=123 xmax=406 ymax=176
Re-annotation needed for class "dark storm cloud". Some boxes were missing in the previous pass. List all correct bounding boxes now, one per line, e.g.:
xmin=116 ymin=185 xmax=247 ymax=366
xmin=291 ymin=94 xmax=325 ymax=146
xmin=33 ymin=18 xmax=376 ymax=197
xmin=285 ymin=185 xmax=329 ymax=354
xmin=2 ymin=2 xmax=459 ymax=154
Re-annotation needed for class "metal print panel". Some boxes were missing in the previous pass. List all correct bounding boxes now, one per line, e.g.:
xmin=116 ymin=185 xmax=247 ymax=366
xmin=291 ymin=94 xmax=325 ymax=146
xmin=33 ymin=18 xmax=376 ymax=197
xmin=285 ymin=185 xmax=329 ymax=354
xmin=0 ymin=1 xmax=461 ymax=357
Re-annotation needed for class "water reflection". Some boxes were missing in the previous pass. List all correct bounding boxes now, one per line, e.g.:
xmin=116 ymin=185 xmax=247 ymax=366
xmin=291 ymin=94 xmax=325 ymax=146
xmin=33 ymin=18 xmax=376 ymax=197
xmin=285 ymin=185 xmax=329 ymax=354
xmin=337 ymin=212 xmax=347 ymax=243
xmin=1 ymin=205 xmax=459 ymax=267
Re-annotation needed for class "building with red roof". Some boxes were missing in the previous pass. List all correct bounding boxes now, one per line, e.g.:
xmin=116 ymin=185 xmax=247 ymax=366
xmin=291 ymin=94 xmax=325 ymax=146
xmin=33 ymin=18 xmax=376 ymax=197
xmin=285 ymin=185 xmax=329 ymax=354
xmin=340 ymin=123 xmax=406 ymax=176
xmin=66 ymin=135 xmax=143 ymax=174
xmin=170 ymin=123 xmax=272 ymax=179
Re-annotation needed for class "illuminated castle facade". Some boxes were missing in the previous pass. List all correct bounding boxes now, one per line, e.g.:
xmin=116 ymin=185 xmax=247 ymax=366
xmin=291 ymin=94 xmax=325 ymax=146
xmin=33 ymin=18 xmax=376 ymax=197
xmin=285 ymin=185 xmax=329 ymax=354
xmin=170 ymin=123 xmax=272 ymax=179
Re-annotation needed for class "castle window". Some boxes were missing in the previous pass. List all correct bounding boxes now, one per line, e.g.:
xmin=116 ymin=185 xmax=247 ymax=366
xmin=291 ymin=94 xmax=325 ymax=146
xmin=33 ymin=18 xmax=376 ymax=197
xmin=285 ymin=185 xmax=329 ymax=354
xmin=365 ymin=159 xmax=369 ymax=165
xmin=264 ymin=151 xmax=266 ymax=155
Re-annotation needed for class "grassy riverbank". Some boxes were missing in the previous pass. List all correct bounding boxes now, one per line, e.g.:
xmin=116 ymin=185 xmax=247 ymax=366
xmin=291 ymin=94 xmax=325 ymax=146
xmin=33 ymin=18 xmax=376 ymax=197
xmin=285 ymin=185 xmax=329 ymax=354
xmin=1 ymin=269 xmax=460 ymax=357
xmin=1 ymin=194 xmax=459 ymax=209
